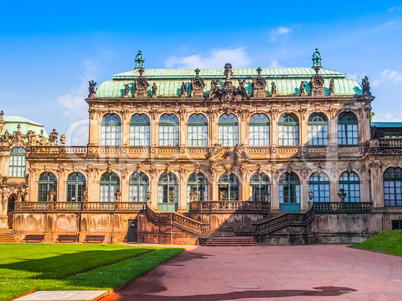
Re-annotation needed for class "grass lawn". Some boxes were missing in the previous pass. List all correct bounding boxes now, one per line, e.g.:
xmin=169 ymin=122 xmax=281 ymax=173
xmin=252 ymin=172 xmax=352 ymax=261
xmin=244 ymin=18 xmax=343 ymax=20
xmin=350 ymin=230 xmax=402 ymax=256
xmin=0 ymin=244 xmax=184 ymax=301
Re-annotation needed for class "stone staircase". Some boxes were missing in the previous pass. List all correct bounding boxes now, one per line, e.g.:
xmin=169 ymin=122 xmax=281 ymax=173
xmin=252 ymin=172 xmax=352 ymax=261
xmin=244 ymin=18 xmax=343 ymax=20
xmin=0 ymin=230 xmax=18 ymax=243
xmin=202 ymin=236 xmax=257 ymax=247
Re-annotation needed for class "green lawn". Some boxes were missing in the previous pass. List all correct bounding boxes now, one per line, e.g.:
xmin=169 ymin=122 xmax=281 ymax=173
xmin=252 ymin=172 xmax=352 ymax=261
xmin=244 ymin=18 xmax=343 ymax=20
xmin=350 ymin=230 xmax=402 ymax=256
xmin=0 ymin=244 xmax=184 ymax=301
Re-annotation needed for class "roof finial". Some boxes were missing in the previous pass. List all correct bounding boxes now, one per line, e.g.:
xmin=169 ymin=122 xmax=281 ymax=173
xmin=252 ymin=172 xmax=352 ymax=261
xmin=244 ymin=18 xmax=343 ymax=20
xmin=17 ymin=124 xmax=21 ymax=131
xmin=195 ymin=68 xmax=200 ymax=76
xmin=312 ymin=48 xmax=322 ymax=70
xmin=0 ymin=110 xmax=4 ymax=119
xmin=256 ymin=67 xmax=262 ymax=75
xmin=135 ymin=50 xmax=145 ymax=70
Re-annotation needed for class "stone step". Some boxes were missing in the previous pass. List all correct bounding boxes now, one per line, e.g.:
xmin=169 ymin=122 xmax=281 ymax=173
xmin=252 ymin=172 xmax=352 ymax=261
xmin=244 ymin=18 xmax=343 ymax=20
xmin=203 ymin=237 xmax=257 ymax=247
xmin=0 ymin=232 xmax=18 ymax=243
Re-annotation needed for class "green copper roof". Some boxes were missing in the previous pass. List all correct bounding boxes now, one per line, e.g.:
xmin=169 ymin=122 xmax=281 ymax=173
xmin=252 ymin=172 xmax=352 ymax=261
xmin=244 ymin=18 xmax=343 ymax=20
xmin=112 ymin=67 xmax=346 ymax=80
xmin=372 ymin=122 xmax=402 ymax=128
xmin=96 ymin=67 xmax=361 ymax=98
xmin=1 ymin=116 xmax=48 ymax=138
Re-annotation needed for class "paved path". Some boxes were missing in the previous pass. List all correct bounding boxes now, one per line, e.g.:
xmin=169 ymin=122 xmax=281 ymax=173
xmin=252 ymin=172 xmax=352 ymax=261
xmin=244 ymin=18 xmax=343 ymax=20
xmin=103 ymin=245 xmax=402 ymax=301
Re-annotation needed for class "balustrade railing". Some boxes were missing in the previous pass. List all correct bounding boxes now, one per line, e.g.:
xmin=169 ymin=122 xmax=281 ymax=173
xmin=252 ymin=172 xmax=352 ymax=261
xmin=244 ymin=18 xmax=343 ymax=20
xmin=313 ymin=202 xmax=372 ymax=213
xmin=14 ymin=201 xmax=147 ymax=212
xmin=189 ymin=201 xmax=270 ymax=212
xmin=378 ymin=138 xmax=402 ymax=149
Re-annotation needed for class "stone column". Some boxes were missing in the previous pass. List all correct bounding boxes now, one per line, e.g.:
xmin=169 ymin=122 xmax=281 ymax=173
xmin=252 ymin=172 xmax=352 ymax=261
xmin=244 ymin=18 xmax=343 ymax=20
xmin=270 ymin=111 xmax=279 ymax=150
xmin=211 ymin=173 xmax=219 ymax=201
xmin=270 ymin=174 xmax=280 ymax=211
xmin=371 ymin=166 xmax=384 ymax=208
xmin=210 ymin=113 xmax=219 ymax=145
xmin=121 ymin=111 xmax=130 ymax=147
xmin=149 ymin=174 xmax=158 ymax=210
xmin=178 ymin=174 xmax=188 ymax=212
xmin=58 ymin=173 xmax=66 ymax=202
xmin=300 ymin=116 xmax=309 ymax=145
xmin=120 ymin=176 xmax=129 ymax=202
xmin=239 ymin=116 xmax=248 ymax=146
xmin=180 ymin=118 xmax=188 ymax=147
xmin=300 ymin=172 xmax=308 ymax=210
xmin=88 ymin=110 xmax=100 ymax=147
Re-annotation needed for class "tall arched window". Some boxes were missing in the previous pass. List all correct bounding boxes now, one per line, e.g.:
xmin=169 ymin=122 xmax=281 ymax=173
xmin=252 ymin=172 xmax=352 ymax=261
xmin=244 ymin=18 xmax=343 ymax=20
xmin=129 ymin=172 xmax=149 ymax=202
xmin=101 ymin=114 xmax=121 ymax=146
xmin=279 ymin=172 xmax=300 ymax=212
xmin=159 ymin=114 xmax=179 ymax=146
xmin=187 ymin=114 xmax=208 ymax=146
xmin=308 ymin=113 xmax=328 ymax=145
xmin=9 ymin=147 xmax=26 ymax=177
xmin=249 ymin=114 xmax=270 ymax=146
xmin=218 ymin=114 xmax=239 ymax=146
xmin=384 ymin=167 xmax=402 ymax=207
xmin=158 ymin=173 xmax=178 ymax=211
xmin=218 ymin=173 xmax=239 ymax=201
xmin=338 ymin=112 xmax=358 ymax=145
xmin=38 ymin=172 xmax=57 ymax=202
xmin=279 ymin=113 xmax=299 ymax=146
xmin=130 ymin=114 xmax=150 ymax=146
xmin=339 ymin=172 xmax=360 ymax=202
xmin=99 ymin=172 xmax=120 ymax=202
xmin=66 ymin=173 xmax=86 ymax=202
xmin=250 ymin=173 xmax=270 ymax=202
xmin=187 ymin=173 xmax=208 ymax=203
xmin=309 ymin=172 xmax=330 ymax=202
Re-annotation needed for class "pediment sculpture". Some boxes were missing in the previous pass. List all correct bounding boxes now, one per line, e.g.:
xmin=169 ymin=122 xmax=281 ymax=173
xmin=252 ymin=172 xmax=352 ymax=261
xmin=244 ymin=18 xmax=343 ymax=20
xmin=134 ymin=67 xmax=149 ymax=98
xmin=191 ymin=68 xmax=205 ymax=98
xmin=252 ymin=67 xmax=266 ymax=97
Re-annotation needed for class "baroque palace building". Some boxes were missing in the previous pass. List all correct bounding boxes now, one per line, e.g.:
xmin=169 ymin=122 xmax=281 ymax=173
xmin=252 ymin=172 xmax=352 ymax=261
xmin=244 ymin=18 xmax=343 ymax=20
xmin=0 ymin=49 xmax=401 ymax=244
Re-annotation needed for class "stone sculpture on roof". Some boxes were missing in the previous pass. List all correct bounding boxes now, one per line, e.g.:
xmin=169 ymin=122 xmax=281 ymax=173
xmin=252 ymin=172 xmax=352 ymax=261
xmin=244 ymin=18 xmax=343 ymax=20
xmin=152 ymin=83 xmax=157 ymax=98
xmin=134 ymin=67 xmax=149 ymax=98
xmin=180 ymin=82 xmax=187 ymax=98
xmin=237 ymin=80 xmax=249 ymax=100
xmin=271 ymin=82 xmax=277 ymax=97
xmin=135 ymin=50 xmax=145 ymax=70
xmin=362 ymin=76 xmax=371 ymax=95
xmin=191 ymin=68 xmax=205 ymax=98
xmin=252 ymin=67 xmax=266 ymax=98
xmin=329 ymin=79 xmax=335 ymax=96
xmin=88 ymin=80 xmax=97 ymax=97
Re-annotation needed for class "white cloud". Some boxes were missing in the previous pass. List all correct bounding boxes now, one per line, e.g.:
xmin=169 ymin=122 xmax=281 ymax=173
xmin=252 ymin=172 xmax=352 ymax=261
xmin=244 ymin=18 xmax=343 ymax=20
xmin=380 ymin=69 xmax=402 ymax=83
xmin=388 ymin=6 xmax=402 ymax=13
xmin=269 ymin=60 xmax=281 ymax=68
xmin=373 ymin=112 xmax=402 ymax=122
xmin=270 ymin=26 xmax=291 ymax=41
xmin=347 ymin=73 xmax=357 ymax=81
xmin=165 ymin=47 xmax=252 ymax=69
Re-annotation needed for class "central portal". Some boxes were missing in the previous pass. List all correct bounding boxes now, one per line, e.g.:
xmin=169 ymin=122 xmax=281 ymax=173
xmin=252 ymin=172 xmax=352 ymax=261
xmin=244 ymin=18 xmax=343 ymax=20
xmin=218 ymin=173 xmax=240 ymax=201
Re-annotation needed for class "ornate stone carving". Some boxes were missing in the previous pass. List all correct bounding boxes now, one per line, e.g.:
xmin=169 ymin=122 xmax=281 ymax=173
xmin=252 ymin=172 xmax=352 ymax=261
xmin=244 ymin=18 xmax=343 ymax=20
xmin=134 ymin=67 xmax=149 ymax=98
xmin=60 ymin=134 xmax=66 ymax=145
xmin=237 ymin=80 xmax=249 ymax=100
xmin=82 ymin=187 xmax=88 ymax=202
xmin=310 ymin=68 xmax=324 ymax=97
xmin=49 ymin=129 xmax=58 ymax=146
xmin=10 ymin=125 xmax=27 ymax=147
xmin=1 ymin=129 xmax=10 ymax=142
xmin=106 ymin=163 xmax=113 ymax=174
xmin=180 ymin=82 xmax=187 ymax=98
xmin=224 ymin=162 xmax=232 ymax=175
xmin=124 ymin=84 xmax=130 ymax=98
xmin=194 ymin=162 xmax=200 ymax=174
xmin=114 ymin=188 xmax=122 ymax=201
xmin=362 ymin=76 xmax=371 ymax=95
xmin=48 ymin=189 xmax=56 ymax=202
xmin=271 ymin=82 xmax=277 ymax=97
xmin=300 ymin=81 xmax=306 ymax=97
xmin=38 ymin=130 xmax=48 ymax=146
xmin=191 ymin=68 xmax=205 ymax=98
xmin=329 ymin=79 xmax=335 ymax=96
xmin=152 ymin=83 xmax=157 ymax=98
xmin=88 ymin=80 xmax=97 ymax=98
xmin=252 ymin=67 xmax=266 ymax=98
xmin=207 ymin=144 xmax=227 ymax=161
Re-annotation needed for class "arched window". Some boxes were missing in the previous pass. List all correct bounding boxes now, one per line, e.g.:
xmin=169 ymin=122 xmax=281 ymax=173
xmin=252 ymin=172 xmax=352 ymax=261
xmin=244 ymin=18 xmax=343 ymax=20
xmin=66 ymin=173 xmax=86 ymax=202
xmin=308 ymin=113 xmax=328 ymax=145
xmin=101 ymin=114 xmax=121 ymax=146
xmin=158 ymin=172 xmax=178 ymax=211
xmin=338 ymin=112 xmax=358 ymax=145
xmin=187 ymin=114 xmax=208 ymax=146
xmin=279 ymin=113 xmax=299 ymax=146
xmin=99 ymin=172 xmax=120 ymax=202
xmin=384 ymin=167 xmax=402 ymax=207
xmin=218 ymin=173 xmax=239 ymax=201
xmin=250 ymin=173 xmax=270 ymax=202
xmin=159 ymin=114 xmax=179 ymax=146
xmin=218 ymin=114 xmax=239 ymax=146
xmin=38 ymin=172 xmax=57 ymax=202
xmin=9 ymin=147 xmax=26 ymax=177
xmin=130 ymin=114 xmax=150 ymax=146
xmin=249 ymin=114 xmax=270 ymax=146
xmin=309 ymin=172 xmax=330 ymax=202
xmin=129 ymin=172 xmax=149 ymax=202
xmin=187 ymin=172 xmax=208 ymax=202
xmin=279 ymin=172 xmax=300 ymax=212
xmin=339 ymin=172 xmax=360 ymax=202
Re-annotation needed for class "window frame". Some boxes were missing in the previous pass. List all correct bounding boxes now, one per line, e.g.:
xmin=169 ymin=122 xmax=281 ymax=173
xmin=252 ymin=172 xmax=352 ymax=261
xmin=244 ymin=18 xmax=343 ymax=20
xmin=249 ymin=114 xmax=270 ymax=146
xmin=279 ymin=113 xmax=299 ymax=146
xmin=159 ymin=114 xmax=179 ymax=146
xmin=383 ymin=167 xmax=402 ymax=207
xmin=187 ymin=114 xmax=208 ymax=147
xmin=129 ymin=114 xmax=150 ymax=146
xmin=218 ymin=114 xmax=239 ymax=146
xmin=9 ymin=147 xmax=26 ymax=177
xmin=101 ymin=114 xmax=121 ymax=146
xmin=66 ymin=172 xmax=86 ymax=202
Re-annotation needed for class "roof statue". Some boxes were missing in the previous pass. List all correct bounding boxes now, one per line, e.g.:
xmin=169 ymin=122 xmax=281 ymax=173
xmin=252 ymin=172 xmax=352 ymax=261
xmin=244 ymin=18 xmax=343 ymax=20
xmin=362 ymin=76 xmax=371 ymax=95
xmin=135 ymin=50 xmax=145 ymax=70
xmin=312 ymin=48 xmax=322 ymax=69
xmin=88 ymin=80 xmax=97 ymax=97
xmin=252 ymin=67 xmax=267 ymax=97
xmin=191 ymin=68 xmax=205 ymax=98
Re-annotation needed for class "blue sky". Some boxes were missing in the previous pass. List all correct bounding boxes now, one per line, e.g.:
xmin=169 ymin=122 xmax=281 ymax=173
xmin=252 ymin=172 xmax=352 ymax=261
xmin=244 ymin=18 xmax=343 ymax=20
xmin=0 ymin=1 xmax=401 ymax=144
